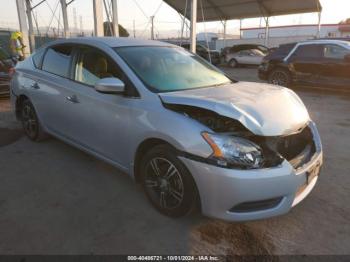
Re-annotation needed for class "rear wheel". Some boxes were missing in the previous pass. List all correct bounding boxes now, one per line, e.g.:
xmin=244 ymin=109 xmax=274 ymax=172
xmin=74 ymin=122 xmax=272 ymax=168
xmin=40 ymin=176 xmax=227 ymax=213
xmin=21 ymin=99 xmax=48 ymax=141
xmin=140 ymin=145 xmax=197 ymax=217
xmin=268 ymin=68 xmax=291 ymax=87
xmin=228 ymin=59 xmax=238 ymax=68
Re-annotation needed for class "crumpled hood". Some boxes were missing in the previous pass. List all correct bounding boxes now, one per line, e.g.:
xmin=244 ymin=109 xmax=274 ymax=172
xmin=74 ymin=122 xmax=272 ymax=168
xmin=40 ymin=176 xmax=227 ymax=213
xmin=159 ymin=82 xmax=310 ymax=136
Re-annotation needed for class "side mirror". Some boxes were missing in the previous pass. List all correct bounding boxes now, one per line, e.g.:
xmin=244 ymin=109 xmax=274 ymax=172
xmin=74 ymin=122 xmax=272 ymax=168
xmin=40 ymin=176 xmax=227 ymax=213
xmin=95 ymin=77 xmax=125 ymax=94
xmin=344 ymin=54 xmax=350 ymax=62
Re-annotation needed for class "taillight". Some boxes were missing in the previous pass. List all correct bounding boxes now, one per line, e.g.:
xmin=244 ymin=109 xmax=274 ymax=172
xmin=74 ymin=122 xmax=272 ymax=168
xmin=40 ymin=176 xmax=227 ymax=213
xmin=8 ymin=67 xmax=15 ymax=77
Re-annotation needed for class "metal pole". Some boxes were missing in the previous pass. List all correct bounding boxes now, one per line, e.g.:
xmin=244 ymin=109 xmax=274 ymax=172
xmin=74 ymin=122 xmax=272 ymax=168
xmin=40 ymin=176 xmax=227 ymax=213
xmin=111 ymin=0 xmax=119 ymax=37
xmin=25 ymin=0 xmax=35 ymax=52
xmin=239 ymin=19 xmax=242 ymax=39
xmin=15 ymin=0 xmax=30 ymax=56
xmin=60 ymin=0 xmax=69 ymax=38
xmin=317 ymin=11 xmax=322 ymax=38
xmin=151 ymin=16 xmax=155 ymax=40
xmin=93 ymin=0 xmax=104 ymax=36
xmin=223 ymin=20 xmax=227 ymax=48
xmin=133 ymin=20 xmax=136 ymax=38
xmin=190 ymin=0 xmax=197 ymax=53
xmin=264 ymin=16 xmax=269 ymax=47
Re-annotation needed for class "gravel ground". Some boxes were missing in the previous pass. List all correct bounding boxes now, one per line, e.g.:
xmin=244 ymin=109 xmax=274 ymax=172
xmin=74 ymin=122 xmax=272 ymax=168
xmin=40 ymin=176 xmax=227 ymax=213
xmin=0 ymin=68 xmax=349 ymax=255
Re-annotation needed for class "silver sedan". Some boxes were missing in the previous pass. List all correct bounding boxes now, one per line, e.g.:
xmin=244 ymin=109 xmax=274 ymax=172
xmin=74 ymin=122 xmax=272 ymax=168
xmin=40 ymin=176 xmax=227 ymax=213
xmin=225 ymin=49 xmax=266 ymax=68
xmin=10 ymin=37 xmax=323 ymax=221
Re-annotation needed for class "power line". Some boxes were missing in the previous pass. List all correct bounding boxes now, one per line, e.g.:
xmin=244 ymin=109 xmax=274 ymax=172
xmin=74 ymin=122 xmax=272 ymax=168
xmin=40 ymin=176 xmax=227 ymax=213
xmin=131 ymin=0 xmax=149 ymax=20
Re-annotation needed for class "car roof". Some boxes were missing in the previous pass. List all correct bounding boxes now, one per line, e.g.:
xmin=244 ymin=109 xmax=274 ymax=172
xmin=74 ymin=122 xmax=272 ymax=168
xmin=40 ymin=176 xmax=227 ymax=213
xmin=299 ymin=39 xmax=350 ymax=46
xmin=45 ymin=37 xmax=176 ymax=48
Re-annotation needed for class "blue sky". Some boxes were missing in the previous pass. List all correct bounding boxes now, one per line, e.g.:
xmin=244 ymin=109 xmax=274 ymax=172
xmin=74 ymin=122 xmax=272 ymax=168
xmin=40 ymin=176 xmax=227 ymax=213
xmin=0 ymin=0 xmax=349 ymax=38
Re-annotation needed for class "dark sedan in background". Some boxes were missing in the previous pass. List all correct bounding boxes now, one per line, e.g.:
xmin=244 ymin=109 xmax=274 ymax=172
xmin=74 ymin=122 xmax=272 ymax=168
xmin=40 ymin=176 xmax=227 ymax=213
xmin=259 ymin=40 xmax=350 ymax=88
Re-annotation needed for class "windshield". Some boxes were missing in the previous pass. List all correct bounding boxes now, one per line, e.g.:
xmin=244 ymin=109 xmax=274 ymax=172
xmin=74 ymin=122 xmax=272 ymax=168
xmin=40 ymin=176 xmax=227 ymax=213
xmin=115 ymin=46 xmax=231 ymax=93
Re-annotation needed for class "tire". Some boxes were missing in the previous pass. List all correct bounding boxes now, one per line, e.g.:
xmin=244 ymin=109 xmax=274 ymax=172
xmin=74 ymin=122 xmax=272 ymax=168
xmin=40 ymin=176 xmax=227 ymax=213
xmin=268 ymin=68 xmax=291 ymax=87
xmin=228 ymin=59 xmax=238 ymax=68
xmin=20 ymin=99 xmax=48 ymax=142
xmin=140 ymin=144 xmax=197 ymax=217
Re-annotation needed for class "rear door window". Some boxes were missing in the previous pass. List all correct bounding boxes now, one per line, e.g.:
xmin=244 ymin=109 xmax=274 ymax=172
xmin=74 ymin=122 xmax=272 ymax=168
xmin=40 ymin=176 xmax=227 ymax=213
xmin=42 ymin=45 xmax=73 ymax=78
xmin=323 ymin=44 xmax=350 ymax=60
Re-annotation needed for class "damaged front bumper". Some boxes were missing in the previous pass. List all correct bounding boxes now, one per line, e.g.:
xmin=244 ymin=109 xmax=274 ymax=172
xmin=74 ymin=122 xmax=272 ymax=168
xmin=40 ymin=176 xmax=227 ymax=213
xmin=180 ymin=122 xmax=323 ymax=222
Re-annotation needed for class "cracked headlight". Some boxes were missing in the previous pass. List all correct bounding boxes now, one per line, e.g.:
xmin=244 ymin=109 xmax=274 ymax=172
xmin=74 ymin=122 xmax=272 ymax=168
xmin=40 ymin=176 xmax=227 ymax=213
xmin=202 ymin=132 xmax=263 ymax=169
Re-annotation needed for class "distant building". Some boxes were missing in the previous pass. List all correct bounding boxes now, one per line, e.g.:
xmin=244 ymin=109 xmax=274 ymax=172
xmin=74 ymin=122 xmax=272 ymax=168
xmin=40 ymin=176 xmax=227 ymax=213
xmin=241 ymin=24 xmax=349 ymax=39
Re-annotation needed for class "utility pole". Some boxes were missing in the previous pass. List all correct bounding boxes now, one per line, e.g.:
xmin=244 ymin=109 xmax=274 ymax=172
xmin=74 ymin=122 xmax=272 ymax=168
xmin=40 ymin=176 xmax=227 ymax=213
xmin=111 ymin=0 xmax=119 ymax=37
xmin=25 ymin=0 xmax=35 ymax=52
xmin=264 ymin=16 xmax=270 ymax=47
xmin=150 ymin=16 xmax=155 ymax=40
xmin=239 ymin=19 xmax=242 ymax=39
xmin=133 ymin=20 xmax=136 ymax=38
xmin=15 ymin=0 xmax=30 ymax=56
xmin=73 ymin=7 xmax=78 ymax=34
xmin=60 ymin=0 xmax=69 ymax=38
xmin=80 ymin=15 xmax=83 ymax=35
xmin=190 ymin=0 xmax=197 ymax=53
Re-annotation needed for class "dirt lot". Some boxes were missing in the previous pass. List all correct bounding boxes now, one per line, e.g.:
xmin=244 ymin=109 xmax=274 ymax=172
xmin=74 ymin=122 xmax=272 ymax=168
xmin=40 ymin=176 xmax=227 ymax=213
xmin=0 ymin=67 xmax=349 ymax=255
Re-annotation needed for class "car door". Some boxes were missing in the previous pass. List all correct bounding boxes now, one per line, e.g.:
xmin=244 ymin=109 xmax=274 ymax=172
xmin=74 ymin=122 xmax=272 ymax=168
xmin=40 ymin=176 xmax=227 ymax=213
xmin=236 ymin=50 xmax=252 ymax=64
xmin=59 ymin=46 xmax=135 ymax=168
xmin=28 ymin=44 xmax=76 ymax=133
xmin=319 ymin=44 xmax=350 ymax=87
xmin=287 ymin=44 xmax=324 ymax=84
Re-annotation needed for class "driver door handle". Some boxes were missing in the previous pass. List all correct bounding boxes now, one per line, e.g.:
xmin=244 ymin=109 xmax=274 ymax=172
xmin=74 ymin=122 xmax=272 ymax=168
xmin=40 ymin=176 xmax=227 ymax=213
xmin=66 ymin=94 xmax=79 ymax=103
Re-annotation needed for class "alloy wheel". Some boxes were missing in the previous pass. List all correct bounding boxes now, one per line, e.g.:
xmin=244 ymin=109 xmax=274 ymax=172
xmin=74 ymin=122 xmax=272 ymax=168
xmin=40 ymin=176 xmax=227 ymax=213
xmin=270 ymin=70 xmax=288 ymax=86
xmin=144 ymin=157 xmax=184 ymax=210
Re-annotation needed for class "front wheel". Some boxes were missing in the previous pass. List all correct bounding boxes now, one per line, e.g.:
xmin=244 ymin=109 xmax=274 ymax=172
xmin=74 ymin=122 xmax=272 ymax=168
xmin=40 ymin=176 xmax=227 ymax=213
xmin=140 ymin=145 xmax=197 ymax=217
xmin=268 ymin=68 xmax=291 ymax=87
xmin=228 ymin=59 xmax=238 ymax=68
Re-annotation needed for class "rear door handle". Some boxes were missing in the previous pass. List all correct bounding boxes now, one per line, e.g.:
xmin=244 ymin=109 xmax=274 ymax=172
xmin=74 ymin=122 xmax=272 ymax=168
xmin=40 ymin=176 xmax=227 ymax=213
xmin=66 ymin=95 xmax=79 ymax=103
xmin=30 ymin=82 xmax=40 ymax=89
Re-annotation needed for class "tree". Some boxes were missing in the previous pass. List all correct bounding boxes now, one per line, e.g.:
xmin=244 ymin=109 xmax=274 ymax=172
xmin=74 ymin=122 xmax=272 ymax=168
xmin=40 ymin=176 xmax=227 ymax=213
xmin=103 ymin=22 xmax=129 ymax=37
xmin=339 ymin=18 xmax=350 ymax=24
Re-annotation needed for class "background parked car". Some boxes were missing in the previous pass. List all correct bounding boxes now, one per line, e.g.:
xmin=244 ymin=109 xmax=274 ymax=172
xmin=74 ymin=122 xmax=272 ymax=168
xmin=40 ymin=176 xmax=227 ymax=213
xmin=221 ymin=44 xmax=270 ymax=58
xmin=225 ymin=48 xmax=266 ymax=67
xmin=181 ymin=43 xmax=221 ymax=65
xmin=259 ymin=40 xmax=350 ymax=88
xmin=0 ymin=46 xmax=15 ymax=98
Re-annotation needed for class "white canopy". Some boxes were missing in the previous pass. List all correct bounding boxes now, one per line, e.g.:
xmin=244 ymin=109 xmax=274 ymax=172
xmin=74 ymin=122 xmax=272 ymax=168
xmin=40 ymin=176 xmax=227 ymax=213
xmin=164 ymin=0 xmax=322 ymax=22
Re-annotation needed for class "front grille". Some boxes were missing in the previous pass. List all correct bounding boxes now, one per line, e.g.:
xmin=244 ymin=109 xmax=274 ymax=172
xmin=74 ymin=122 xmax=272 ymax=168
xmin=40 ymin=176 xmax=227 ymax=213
xmin=277 ymin=126 xmax=316 ymax=169
xmin=229 ymin=197 xmax=283 ymax=213
xmin=253 ymin=125 xmax=316 ymax=169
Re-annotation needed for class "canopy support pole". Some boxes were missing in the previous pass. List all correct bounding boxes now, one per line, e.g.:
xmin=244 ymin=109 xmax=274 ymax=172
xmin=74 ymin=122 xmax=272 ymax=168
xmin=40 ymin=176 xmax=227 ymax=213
xmin=317 ymin=11 xmax=322 ymax=38
xmin=93 ymin=0 xmax=104 ymax=36
xmin=25 ymin=0 xmax=35 ymax=52
xmin=15 ymin=0 xmax=30 ymax=56
xmin=151 ymin=16 xmax=155 ymax=40
xmin=60 ymin=0 xmax=69 ymax=37
xmin=239 ymin=19 xmax=242 ymax=39
xmin=223 ymin=20 xmax=227 ymax=48
xmin=190 ymin=0 xmax=197 ymax=53
xmin=111 ymin=0 xmax=119 ymax=37
xmin=264 ymin=16 xmax=269 ymax=47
